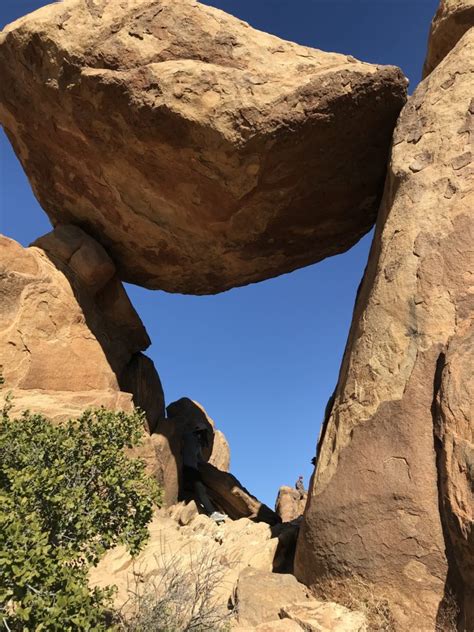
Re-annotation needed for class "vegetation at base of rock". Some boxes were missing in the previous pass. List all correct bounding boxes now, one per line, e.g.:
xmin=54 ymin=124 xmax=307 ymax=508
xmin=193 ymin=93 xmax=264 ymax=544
xmin=316 ymin=577 xmax=396 ymax=632
xmin=119 ymin=545 xmax=232 ymax=632
xmin=0 ymin=400 xmax=162 ymax=631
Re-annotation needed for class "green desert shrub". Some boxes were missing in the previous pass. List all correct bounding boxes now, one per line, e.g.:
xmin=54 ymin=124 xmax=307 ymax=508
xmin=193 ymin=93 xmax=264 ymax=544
xmin=0 ymin=401 xmax=162 ymax=631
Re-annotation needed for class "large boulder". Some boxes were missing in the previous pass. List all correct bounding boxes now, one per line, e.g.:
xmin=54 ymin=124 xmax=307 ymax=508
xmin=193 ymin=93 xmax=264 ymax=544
xmin=0 ymin=0 xmax=406 ymax=294
xmin=275 ymin=486 xmax=307 ymax=523
xmin=149 ymin=398 xmax=232 ymax=506
xmin=295 ymin=19 xmax=473 ymax=632
xmin=232 ymin=568 xmax=310 ymax=627
xmin=200 ymin=462 xmax=280 ymax=526
xmin=423 ymin=0 xmax=474 ymax=77
xmin=0 ymin=228 xmax=164 ymax=430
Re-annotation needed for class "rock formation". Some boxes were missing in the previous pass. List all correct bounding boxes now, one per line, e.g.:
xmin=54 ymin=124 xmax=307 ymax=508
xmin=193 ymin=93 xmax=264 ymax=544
xmin=90 ymin=506 xmax=367 ymax=631
xmin=0 ymin=228 xmax=164 ymax=430
xmin=296 ymin=10 xmax=473 ymax=630
xmin=275 ymin=486 xmax=308 ymax=523
xmin=423 ymin=0 xmax=474 ymax=77
xmin=90 ymin=508 xmax=292 ymax=615
xmin=233 ymin=568 xmax=311 ymax=627
xmin=0 ymin=0 xmax=406 ymax=294
xmin=200 ymin=462 xmax=280 ymax=525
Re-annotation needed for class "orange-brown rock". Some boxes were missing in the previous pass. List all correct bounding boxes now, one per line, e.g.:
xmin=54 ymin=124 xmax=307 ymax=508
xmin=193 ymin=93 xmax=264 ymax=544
xmin=434 ymin=325 xmax=474 ymax=625
xmin=157 ymin=398 xmax=275 ymax=523
xmin=200 ymin=462 xmax=280 ymax=526
xmin=233 ymin=568 xmax=310 ymax=627
xmin=423 ymin=0 xmax=474 ymax=77
xmin=0 ymin=228 xmax=164 ymax=430
xmin=0 ymin=0 xmax=406 ymax=294
xmin=151 ymin=398 xmax=231 ymax=505
xmin=275 ymin=486 xmax=307 ymax=523
xmin=295 ymin=24 xmax=473 ymax=632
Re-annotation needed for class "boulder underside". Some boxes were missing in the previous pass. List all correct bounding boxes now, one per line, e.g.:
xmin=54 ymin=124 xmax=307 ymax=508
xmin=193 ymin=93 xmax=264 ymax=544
xmin=0 ymin=0 xmax=406 ymax=293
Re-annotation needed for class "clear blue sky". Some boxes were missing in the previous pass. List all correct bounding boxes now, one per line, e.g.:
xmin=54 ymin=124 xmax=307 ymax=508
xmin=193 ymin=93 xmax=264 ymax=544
xmin=0 ymin=0 xmax=437 ymax=507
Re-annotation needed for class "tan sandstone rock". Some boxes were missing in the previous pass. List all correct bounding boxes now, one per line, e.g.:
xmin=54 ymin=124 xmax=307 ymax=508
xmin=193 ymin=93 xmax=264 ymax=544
xmin=295 ymin=21 xmax=473 ymax=631
xmin=423 ymin=0 xmax=474 ymax=76
xmin=434 ymin=325 xmax=474 ymax=624
xmin=152 ymin=397 xmax=231 ymax=505
xmin=0 ymin=0 xmax=406 ymax=294
xmin=280 ymin=602 xmax=367 ymax=632
xmin=200 ymin=462 xmax=280 ymax=526
xmin=89 ymin=511 xmax=292 ymax=613
xmin=0 ymin=229 xmax=164 ymax=430
xmin=233 ymin=568 xmax=310 ymax=627
xmin=275 ymin=486 xmax=307 ymax=522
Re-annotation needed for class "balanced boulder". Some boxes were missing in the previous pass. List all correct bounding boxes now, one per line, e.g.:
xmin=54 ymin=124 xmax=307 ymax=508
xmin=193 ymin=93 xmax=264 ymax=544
xmin=0 ymin=0 xmax=406 ymax=293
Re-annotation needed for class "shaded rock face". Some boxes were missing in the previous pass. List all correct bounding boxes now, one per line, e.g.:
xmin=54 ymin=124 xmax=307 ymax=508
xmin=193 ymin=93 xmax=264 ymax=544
xmin=0 ymin=228 xmax=164 ymax=430
xmin=423 ymin=0 xmax=474 ymax=77
xmin=434 ymin=326 xmax=474 ymax=624
xmin=159 ymin=398 xmax=277 ymax=523
xmin=155 ymin=397 xmax=223 ymax=504
xmin=0 ymin=0 xmax=406 ymax=294
xmin=295 ymin=24 xmax=473 ymax=631
xmin=200 ymin=462 xmax=280 ymax=525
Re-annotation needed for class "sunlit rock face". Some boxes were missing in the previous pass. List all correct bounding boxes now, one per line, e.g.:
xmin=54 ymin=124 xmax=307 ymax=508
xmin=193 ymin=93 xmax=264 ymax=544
xmin=296 ymin=12 xmax=474 ymax=630
xmin=423 ymin=0 xmax=474 ymax=77
xmin=0 ymin=0 xmax=406 ymax=294
xmin=0 ymin=227 xmax=164 ymax=432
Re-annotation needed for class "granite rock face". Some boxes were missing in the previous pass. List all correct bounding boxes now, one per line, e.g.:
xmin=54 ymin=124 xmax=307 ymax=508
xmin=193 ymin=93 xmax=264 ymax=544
xmin=423 ymin=0 xmax=474 ymax=76
xmin=0 ymin=0 xmax=406 ymax=294
xmin=295 ymin=23 xmax=473 ymax=632
xmin=0 ymin=228 xmax=164 ymax=430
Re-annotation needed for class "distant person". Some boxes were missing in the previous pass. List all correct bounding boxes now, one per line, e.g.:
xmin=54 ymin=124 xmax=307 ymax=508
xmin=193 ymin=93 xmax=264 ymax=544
xmin=295 ymin=475 xmax=305 ymax=499
xmin=182 ymin=425 xmax=227 ymax=524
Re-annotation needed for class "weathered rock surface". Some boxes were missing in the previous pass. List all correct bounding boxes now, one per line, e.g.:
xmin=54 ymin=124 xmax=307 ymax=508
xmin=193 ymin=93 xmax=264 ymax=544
xmin=423 ymin=0 xmax=474 ymax=76
xmin=233 ymin=568 xmax=310 ymax=626
xmin=280 ymin=602 xmax=367 ymax=632
xmin=242 ymin=621 xmax=304 ymax=632
xmin=434 ymin=325 xmax=474 ymax=624
xmin=275 ymin=486 xmax=307 ymax=522
xmin=148 ymin=397 xmax=270 ymax=524
xmin=91 ymin=507 xmax=359 ymax=631
xmin=90 ymin=509 xmax=293 ymax=614
xmin=151 ymin=397 xmax=231 ymax=505
xmin=0 ymin=0 xmax=406 ymax=294
xmin=296 ymin=24 xmax=473 ymax=631
xmin=0 ymin=229 xmax=164 ymax=430
xmin=200 ymin=462 xmax=280 ymax=525
xmin=166 ymin=397 xmax=230 ymax=468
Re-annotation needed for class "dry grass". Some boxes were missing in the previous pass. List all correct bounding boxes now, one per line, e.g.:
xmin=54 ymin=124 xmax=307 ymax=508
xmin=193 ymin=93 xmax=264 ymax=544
xmin=314 ymin=576 xmax=396 ymax=632
xmin=435 ymin=590 xmax=460 ymax=632
xmin=117 ymin=542 xmax=234 ymax=632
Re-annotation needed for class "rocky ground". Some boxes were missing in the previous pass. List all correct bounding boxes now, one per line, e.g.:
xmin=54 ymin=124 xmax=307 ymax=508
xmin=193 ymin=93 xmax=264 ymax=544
xmin=90 ymin=504 xmax=367 ymax=631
